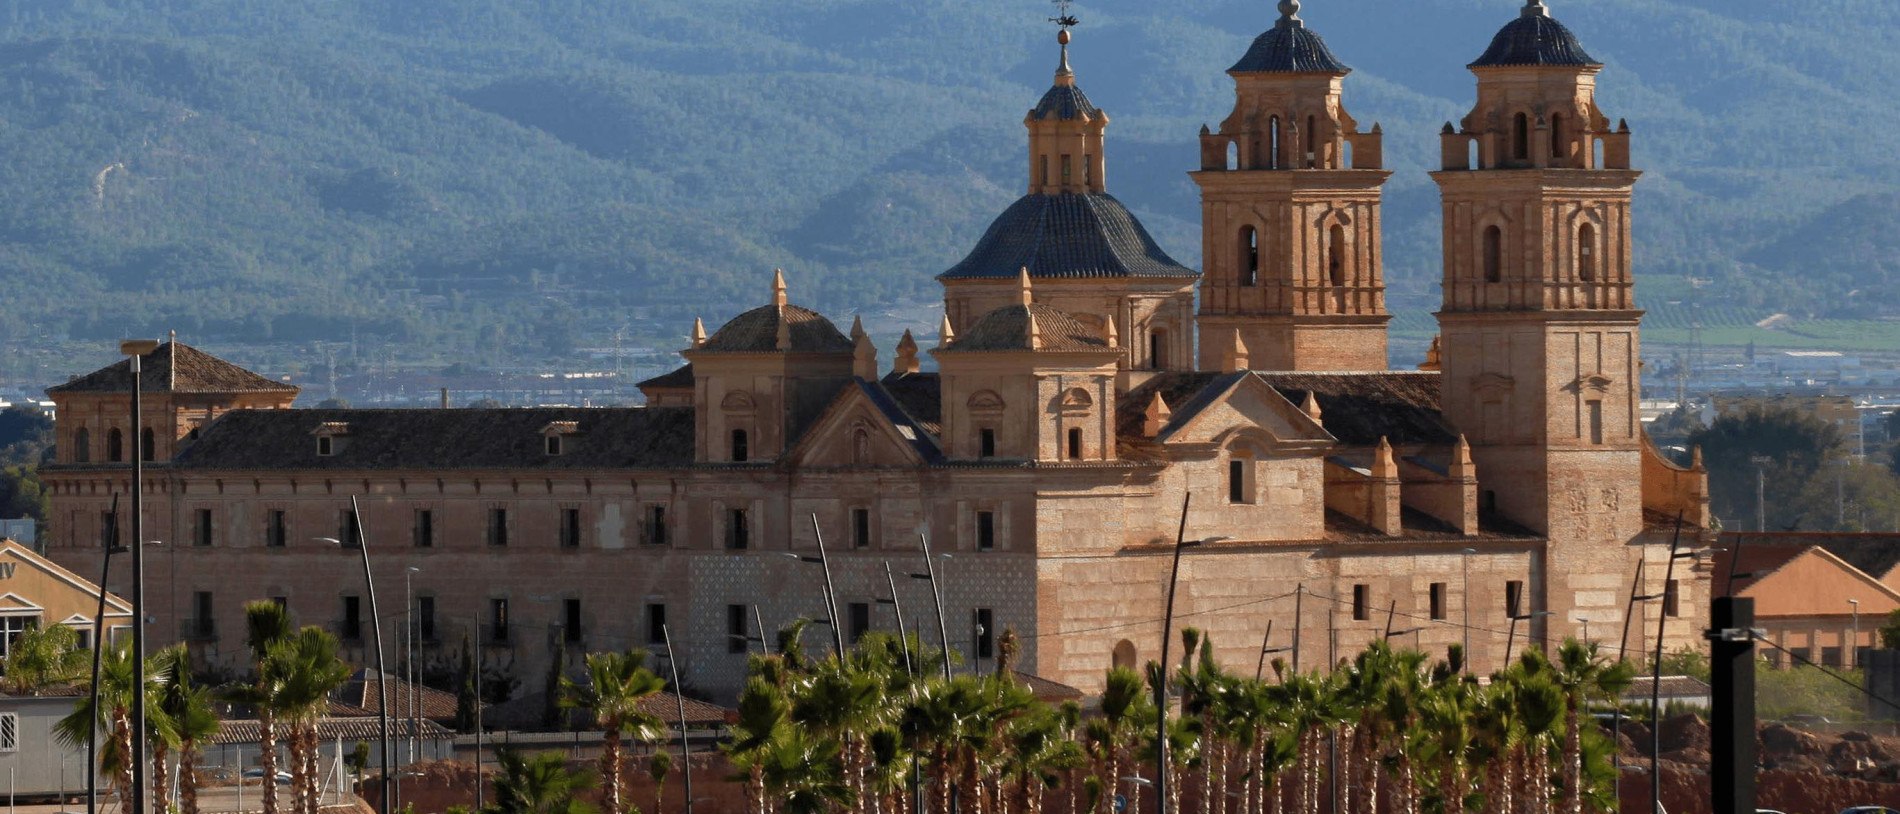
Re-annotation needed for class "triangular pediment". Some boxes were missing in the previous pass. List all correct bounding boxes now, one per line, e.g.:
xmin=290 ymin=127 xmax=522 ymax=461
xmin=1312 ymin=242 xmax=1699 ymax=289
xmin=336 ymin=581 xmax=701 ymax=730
xmin=1159 ymin=373 xmax=1335 ymax=450
xmin=0 ymin=593 xmax=43 ymax=613
xmin=784 ymin=382 xmax=938 ymax=468
xmin=0 ymin=539 xmax=131 ymax=614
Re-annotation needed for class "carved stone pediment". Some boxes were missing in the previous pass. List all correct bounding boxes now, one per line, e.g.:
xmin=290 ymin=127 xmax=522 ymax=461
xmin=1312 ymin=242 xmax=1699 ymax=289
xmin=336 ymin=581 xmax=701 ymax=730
xmin=720 ymin=390 xmax=757 ymax=413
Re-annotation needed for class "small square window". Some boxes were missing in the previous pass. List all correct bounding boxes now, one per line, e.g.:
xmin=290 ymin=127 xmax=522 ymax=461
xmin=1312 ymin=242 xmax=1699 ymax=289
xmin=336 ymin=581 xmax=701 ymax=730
xmin=545 ymin=435 xmax=562 ymax=456
xmin=0 ymin=712 xmax=18 ymax=752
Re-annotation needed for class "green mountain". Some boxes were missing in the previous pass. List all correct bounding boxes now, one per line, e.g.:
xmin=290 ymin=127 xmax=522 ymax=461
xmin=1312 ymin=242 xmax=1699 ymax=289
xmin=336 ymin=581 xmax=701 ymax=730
xmin=0 ymin=0 xmax=1896 ymax=363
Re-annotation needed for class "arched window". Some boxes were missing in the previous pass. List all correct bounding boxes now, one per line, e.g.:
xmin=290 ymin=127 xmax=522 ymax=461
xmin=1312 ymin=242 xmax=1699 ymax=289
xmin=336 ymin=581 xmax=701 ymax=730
xmin=1149 ymin=329 xmax=1168 ymax=371
xmin=1067 ymin=427 xmax=1083 ymax=460
xmin=1482 ymin=226 xmax=1503 ymax=283
xmin=730 ymin=429 xmax=749 ymax=463
xmin=1240 ymin=225 xmax=1259 ymax=287
xmin=1112 ymin=640 xmax=1137 ymax=671
xmin=1512 ymin=113 xmax=1529 ymax=161
xmin=1305 ymin=114 xmax=1317 ymax=166
xmin=107 ymin=429 xmax=124 ymax=463
xmin=1549 ymin=112 xmax=1565 ymax=162
xmin=140 ymin=428 xmax=154 ymax=462
xmin=1342 ymin=139 xmax=1354 ymax=169
xmin=1268 ymin=116 xmax=1281 ymax=170
xmin=1328 ymin=225 xmax=1347 ymax=288
xmin=1226 ymin=141 xmax=1239 ymax=171
xmin=1578 ymin=223 xmax=1597 ymax=282
xmin=72 ymin=428 xmax=89 ymax=463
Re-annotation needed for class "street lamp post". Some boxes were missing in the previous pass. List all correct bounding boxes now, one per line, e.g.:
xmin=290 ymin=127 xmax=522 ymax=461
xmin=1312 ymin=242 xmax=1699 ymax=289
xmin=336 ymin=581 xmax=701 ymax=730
xmin=908 ymin=534 xmax=952 ymax=681
xmin=808 ymin=515 xmax=846 ymax=657
xmin=1153 ymin=502 xmax=1229 ymax=814
xmin=1503 ymin=610 xmax=1553 ymax=667
xmin=318 ymin=495 xmax=391 ymax=814
xmin=658 ymin=624 xmax=693 ymax=814
xmin=120 ymin=338 xmax=157 ymax=814
xmin=404 ymin=567 xmax=421 ymax=792
xmin=86 ymin=495 xmax=126 ymax=814
xmin=1577 ymin=617 xmax=1592 ymax=646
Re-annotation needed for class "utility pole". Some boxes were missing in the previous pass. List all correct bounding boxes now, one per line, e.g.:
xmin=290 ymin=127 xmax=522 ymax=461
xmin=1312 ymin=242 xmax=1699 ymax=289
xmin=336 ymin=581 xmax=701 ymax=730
xmin=1709 ymin=597 xmax=1757 ymax=814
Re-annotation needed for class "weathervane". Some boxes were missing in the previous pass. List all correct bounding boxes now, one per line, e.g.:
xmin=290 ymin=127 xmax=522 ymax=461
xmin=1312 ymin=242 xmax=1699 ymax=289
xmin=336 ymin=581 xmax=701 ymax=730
xmin=1048 ymin=0 xmax=1078 ymax=30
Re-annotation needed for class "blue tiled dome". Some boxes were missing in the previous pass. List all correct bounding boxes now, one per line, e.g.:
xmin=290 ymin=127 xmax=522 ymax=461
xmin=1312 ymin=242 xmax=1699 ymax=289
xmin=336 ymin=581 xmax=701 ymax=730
xmin=1229 ymin=20 xmax=1349 ymax=74
xmin=936 ymin=193 xmax=1199 ymax=281
xmin=1470 ymin=3 xmax=1600 ymax=68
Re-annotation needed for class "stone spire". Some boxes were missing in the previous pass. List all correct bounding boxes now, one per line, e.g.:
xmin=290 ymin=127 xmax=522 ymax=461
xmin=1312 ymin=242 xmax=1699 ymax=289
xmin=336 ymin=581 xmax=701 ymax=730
xmin=937 ymin=313 xmax=956 ymax=347
xmin=1372 ymin=436 xmax=1398 ymax=479
xmin=851 ymin=317 xmax=877 ymax=379
xmin=1450 ymin=434 xmax=1474 ymax=480
xmin=1224 ymin=330 xmax=1251 ymax=373
xmin=771 ymin=268 xmax=788 ymax=307
xmin=1104 ymin=317 xmax=1119 ymax=349
xmin=1143 ymin=392 xmax=1173 ymax=437
xmin=893 ymin=329 xmax=921 ymax=375
xmin=690 ymin=317 xmax=707 ymax=349
xmin=1027 ymin=310 xmax=1043 ymax=350
xmin=1017 ymin=267 xmax=1034 ymax=307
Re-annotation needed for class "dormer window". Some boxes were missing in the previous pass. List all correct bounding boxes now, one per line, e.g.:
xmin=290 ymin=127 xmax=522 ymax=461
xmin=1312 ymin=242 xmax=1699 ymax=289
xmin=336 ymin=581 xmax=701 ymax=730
xmin=541 ymin=421 xmax=579 ymax=456
xmin=312 ymin=422 xmax=349 ymax=457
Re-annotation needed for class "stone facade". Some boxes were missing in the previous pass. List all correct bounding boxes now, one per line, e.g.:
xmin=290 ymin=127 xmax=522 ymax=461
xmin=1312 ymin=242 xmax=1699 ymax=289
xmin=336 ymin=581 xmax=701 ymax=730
xmin=37 ymin=2 xmax=1712 ymax=702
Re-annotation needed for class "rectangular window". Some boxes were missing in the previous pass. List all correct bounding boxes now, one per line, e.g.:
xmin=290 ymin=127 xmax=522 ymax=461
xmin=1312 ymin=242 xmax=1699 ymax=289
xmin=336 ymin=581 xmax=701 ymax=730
xmin=341 ymin=511 xmax=363 ymax=549
xmin=317 ymin=435 xmax=334 ymax=457
xmin=1067 ymin=427 xmax=1082 ymax=459
xmin=545 ymin=435 xmax=562 ymax=456
xmin=1229 ymin=460 xmax=1246 ymax=503
xmin=1429 ymin=583 xmax=1447 ymax=621
xmin=417 ymin=596 xmax=436 ymax=642
xmin=1588 ymin=400 xmax=1604 ymax=445
xmin=341 ymin=596 xmax=362 ymax=640
xmin=852 ymin=508 xmax=871 ymax=549
xmin=1352 ymin=585 xmax=1369 ymax=621
xmin=728 ymin=508 xmax=749 ymax=550
xmin=0 ymin=713 xmax=17 ymax=752
xmin=849 ymin=602 xmax=871 ymax=644
xmin=0 ymin=617 xmax=33 ymax=660
xmin=1791 ymin=647 xmax=1812 ymax=665
xmin=490 ymin=598 xmax=509 ymax=644
xmin=976 ymin=511 xmax=996 ymax=551
xmin=646 ymin=506 xmax=669 ymax=546
xmin=979 ymin=428 xmax=996 ymax=458
xmin=413 ymin=510 xmax=434 ymax=548
xmin=1822 ymin=647 xmax=1843 ymax=668
xmin=192 ymin=591 xmax=214 ymax=638
xmin=1506 ymin=580 xmax=1524 ymax=618
xmin=647 ymin=603 xmax=667 ymax=645
xmin=1039 ymin=155 xmax=1049 ymax=186
xmin=560 ymin=508 xmax=582 ymax=549
xmin=194 ymin=509 xmax=213 ymax=547
xmin=727 ymin=604 xmax=748 ymax=654
xmin=488 ymin=509 xmax=508 ymax=547
xmin=1663 ymin=579 xmax=1680 ymax=618
xmin=1084 ymin=153 xmax=1093 ymax=186
xmin=563 ymin=599 xmax=582 ymax=644
xmin=266 ymin=510 xmax=286 ymax=548
xmin=1061 ymin=154 xmax=1072 ymax=184
xmin=974 ymin=608 xmax=995 ymax=659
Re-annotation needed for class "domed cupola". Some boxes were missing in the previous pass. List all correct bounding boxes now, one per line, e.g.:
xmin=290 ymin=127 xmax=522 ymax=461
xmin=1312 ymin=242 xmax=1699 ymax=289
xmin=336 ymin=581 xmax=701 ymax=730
xmin=1228 ymin=0 xmax=1349 ymax=74
xmin=937 ymin=27 xmax=1200 ymax=377
xmin=1469 ymin=0 xmax=1599 ymax=68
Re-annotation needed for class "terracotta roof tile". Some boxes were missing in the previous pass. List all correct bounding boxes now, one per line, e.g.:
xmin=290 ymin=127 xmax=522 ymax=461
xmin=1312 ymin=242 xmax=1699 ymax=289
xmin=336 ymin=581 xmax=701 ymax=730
xmin=340 ymin=668 xmax=463 ymax=720
xmin=699 ymin=305 xmax=851 ymax=354
xmin=941 ymin=304 xmax=1113 ymax=353
xmin=212 ymin=716 xmax=453 ymax=746
xmin=48 ymin=342 xmax=299 ymax=396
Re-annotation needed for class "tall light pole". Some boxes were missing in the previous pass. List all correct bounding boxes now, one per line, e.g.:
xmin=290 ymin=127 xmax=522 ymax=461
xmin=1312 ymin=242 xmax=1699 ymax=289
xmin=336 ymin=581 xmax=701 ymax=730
xmin=1752 ymin=455 xmax=1772 ymax=532
xmin=405 ymin=567 xmax=421 ymax=780
xmin=658 ymin=624 xmax=693 ymax=814
xmin=1849 ymin=598 xmax=1861 ymax=669
xmin=1459 ymin=547 xmax=1476 ymax=673
xmin=1576 ymin=617 xmax=1592 ymax=646
xmin=1153 ymin=495 xmax=1230 ymax=814
xmin=120 ymin=338 xmax=157 ymax=814
xmin=908 ymin=535 xmax=952 ymax=681
xmin=1503 ymin=610 xmax=1553 ymax=667
xmin=318 ymin=495 xmax=390 ymax=814
xmin=86 ymin=495 xmax=122 ymax=814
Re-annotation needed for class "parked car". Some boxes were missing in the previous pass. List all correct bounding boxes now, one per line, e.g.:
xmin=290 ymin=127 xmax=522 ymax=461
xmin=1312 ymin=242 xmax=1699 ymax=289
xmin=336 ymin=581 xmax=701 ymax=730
xmin=241 ymin=769 xmax=292 ymax=786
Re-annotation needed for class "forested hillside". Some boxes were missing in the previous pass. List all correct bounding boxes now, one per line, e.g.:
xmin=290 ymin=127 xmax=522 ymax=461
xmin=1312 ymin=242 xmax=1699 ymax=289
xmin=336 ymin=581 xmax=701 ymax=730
xmin=0 ymin=0 xmax=1895 ymax=361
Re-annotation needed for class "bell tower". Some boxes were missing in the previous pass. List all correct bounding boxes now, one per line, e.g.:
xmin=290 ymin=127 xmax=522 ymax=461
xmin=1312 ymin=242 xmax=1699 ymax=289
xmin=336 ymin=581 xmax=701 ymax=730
xmin=1433 ymin=0 xmax=1642 ymax=539
xmin=1193 ymin=0 xmax=1392 ymax=372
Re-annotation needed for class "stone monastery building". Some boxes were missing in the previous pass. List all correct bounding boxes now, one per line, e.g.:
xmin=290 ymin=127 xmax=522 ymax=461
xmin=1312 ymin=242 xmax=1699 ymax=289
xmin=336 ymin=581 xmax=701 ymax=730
xmin=40 ymin=0 xmax=1711 ymax=698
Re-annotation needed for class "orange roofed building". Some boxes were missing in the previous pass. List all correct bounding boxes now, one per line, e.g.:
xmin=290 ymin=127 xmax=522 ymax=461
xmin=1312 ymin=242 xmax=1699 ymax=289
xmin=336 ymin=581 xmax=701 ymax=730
xmin=37 ymin=0 xmax=1710 ymax=701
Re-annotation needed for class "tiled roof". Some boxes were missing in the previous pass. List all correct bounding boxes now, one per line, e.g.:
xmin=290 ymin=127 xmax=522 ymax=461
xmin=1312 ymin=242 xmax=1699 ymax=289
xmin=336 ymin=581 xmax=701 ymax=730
xmin=1012 ymin=670 xmax=1083 ymax=702
xmin=1230 ymin=20 xmax=1350 ymax=74
xmin=878 ymin=372 xmax=943 ymax=438
xmin=700 ymin=305 xmax=851 ymax=354
xmin=48 ymin=342 xmax=299 ymax=396
xmin=1323 ymin=508 xmax=1538 ymax=542
xmin=212 ymin=716 xmax=454 ymax=746
xmin=482 ymin=690 xmax=731 ymax=731
xmin=1710 ymin=544 xmax=1810 ymax=599
xmin=172 ymin=407 xmax=694 ymax=471
xmin=1251 ymin=372 xmax=1455 ymax=446
xmin=858 ymin=380 xmax=944 ymax=463
xmin=636 ymin=364 xmax=693 ymax=389
xmin=1117 ymin=371 xmax=1452 ymax=447
xmin=339 ymin=668 xmax=463 ymax=720
xmin=941 ymin=304 xmax=1114 ymax=353
xmin=1031 ymin=85 xmax=1099 ymax=121
xmin=936 ymin=193 xmax=1199 ymax=281
xmin=1469 ymin=7 xmax=1599 ymax=68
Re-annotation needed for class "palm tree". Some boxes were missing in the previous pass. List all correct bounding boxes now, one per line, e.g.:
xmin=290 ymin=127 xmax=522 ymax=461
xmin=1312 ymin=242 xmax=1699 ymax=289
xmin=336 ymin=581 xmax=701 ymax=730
xmin=559 ymin=650 xmax=667 ymax=814
xmin=1549 ymin=640 xmax=1633 ymax=814
xmin=153 ymin=645 xmax=220 ymax=814
xmin=725 ymin=676 xmax=791 ymax=814
xmin=273 ymin=627 xmax=352 ymax=814
xmin=757 ymin=728 xmax=856 ymax=814
xmin=488 ymin=748 xmax=597 ymax=814
xmin=53 ymin=638 xmax=146 ymax=811
xmin=1414 ymin=674 xmax=1480 ymax=814
xmin=2 ymin=623 xmax=87 ymax=694
xmin=1503 ymin=654 xmax=1564 ymax=814
xmin=228 ymin=601 xmax=293 ymax=814
xmin=790 ymin=660 xmax=884 ymax=809
xmin=645 ymin=751 xmax=671 ymax=814
xmin=1091 ymin=666 xmax=1148 ymax=814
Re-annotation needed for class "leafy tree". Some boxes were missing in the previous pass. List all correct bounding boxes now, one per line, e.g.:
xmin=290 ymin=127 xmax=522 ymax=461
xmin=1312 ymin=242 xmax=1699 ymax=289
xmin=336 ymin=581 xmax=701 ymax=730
xmin=0 ymin=622 xmax=86 ymax=694
xmin=152 ymin=644 xmax=221 ymax=814
xmin=0 ymin=466 xmax=48 ymax=524
xmin=1880 ymin=608 xmax=1900 ymax=650
xmin=558 ymin=650 xmax=665 ymax=814
xmin=1688 ymin=405 xmax=1843 ymax=531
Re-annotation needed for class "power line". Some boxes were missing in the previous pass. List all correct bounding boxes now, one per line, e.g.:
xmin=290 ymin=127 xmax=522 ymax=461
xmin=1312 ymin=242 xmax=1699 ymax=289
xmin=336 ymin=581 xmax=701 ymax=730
xmin=1752 ymin=635 xmax=1900 ymax=715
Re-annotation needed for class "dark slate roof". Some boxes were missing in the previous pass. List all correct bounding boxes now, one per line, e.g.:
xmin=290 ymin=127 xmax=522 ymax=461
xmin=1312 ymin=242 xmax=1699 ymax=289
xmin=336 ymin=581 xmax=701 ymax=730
xmin=1031 ymin=84 xmax=1100 ymax=121
xmin=936 ymin=193 xmax=1199 ymax=281
xmin=700 ymin=304 xmax=852 ymax=354
xmin=942 ymin=304 xmax=1113 ymax=353
xmin=173 ymin=407 xmax=694 ymax=470
xmin=1117 ymin=371 xmax=1453 ymax=447
xmin=1469 ymin=6 xmax=1599 ymax=68
xmin=857 ymin=379 xmax=944 ymax=463
xmin=48 ymin=342 xmax=299 ymax=395
xmin=879 ymin=372 xmax=943 ymax=437
xmin=636 ymin=363 xmax=693 ymax=389
xmin=1251 ymin=372 xmax=1455 ymax=446
xmin=1230 ymin=19 xmax=1350 ymax=74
